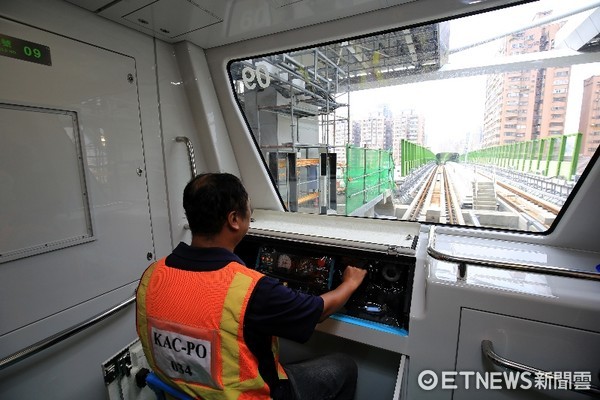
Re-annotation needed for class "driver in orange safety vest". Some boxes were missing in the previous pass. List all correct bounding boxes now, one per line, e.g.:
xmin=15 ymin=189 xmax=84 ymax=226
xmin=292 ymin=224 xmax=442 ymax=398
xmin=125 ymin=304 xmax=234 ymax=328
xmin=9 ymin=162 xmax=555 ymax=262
xmin=136 ymin=172 xmax=366 ymax=400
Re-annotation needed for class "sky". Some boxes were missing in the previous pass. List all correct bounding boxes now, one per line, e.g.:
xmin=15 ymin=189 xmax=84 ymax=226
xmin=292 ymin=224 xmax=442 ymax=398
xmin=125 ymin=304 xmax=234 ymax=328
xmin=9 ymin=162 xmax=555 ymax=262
xmin=347 ymin=0 xmax=600 ymax=153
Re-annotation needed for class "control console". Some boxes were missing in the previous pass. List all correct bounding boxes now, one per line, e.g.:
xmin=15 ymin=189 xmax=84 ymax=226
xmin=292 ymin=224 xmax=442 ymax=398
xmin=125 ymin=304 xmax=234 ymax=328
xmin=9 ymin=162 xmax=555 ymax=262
xmin=237 ymin=236 xmax=415 ymax=332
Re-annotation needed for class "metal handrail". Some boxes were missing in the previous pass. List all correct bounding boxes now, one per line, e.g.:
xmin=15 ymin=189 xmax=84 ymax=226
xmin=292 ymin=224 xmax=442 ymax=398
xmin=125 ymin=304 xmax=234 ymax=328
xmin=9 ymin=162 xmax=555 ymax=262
xmin=482 ymin=340 xmax=600 ymax=397
xmin=427 ymin=226 xmax=600 ymax=282
xmin=0 ymin=295 xmax=136 ymax=371
xmin=175 ymin=136 xmax=197 ymax=178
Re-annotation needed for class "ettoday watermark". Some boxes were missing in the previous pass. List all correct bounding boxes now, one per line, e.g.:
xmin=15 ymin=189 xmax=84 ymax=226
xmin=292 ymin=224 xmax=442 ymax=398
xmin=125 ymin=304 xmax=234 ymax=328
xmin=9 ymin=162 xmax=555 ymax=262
xmin=418 ymin=370 xmax=593 ymax=391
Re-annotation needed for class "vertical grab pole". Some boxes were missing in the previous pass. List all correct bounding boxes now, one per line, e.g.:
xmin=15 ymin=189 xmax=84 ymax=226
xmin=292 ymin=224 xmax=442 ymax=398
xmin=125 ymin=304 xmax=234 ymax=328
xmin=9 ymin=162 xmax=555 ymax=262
xmin=175 ymin=136 xmax=197 ymax=178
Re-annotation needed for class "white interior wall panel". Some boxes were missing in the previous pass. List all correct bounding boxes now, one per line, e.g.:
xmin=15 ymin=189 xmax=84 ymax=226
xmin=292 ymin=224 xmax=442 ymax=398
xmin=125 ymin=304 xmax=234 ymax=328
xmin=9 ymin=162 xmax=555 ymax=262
xmin=0 ymin=1 xmax=174 ymax=397
xmin=154 ymin=39 xmax=209 ymax=247
xmin=0 ymin=17 xmax=152 ymax=336
xmin=0 ymin=0 xmax=175 ymax=262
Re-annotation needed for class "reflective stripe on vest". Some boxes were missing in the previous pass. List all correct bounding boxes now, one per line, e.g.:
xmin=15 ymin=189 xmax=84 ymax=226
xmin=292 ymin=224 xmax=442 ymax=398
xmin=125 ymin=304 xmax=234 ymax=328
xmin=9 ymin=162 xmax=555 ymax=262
xmin=136 ymin=258 xmax=283 ymax=400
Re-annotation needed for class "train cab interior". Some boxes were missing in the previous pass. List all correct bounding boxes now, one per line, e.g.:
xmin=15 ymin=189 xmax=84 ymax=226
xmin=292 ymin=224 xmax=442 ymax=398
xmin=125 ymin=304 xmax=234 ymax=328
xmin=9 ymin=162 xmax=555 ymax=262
xmin=1 ymin=0 xmax=599 ymax=399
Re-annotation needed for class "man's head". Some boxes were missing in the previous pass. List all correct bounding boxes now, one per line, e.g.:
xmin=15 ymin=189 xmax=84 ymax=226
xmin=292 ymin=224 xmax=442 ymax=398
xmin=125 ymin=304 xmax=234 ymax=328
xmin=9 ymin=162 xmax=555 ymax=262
xmin=183 ymin=173 xmax=250 ymax=242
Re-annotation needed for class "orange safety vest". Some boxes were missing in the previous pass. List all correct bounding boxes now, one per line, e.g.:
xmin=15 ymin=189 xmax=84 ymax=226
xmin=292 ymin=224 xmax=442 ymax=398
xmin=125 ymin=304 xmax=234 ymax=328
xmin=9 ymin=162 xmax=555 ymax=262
xmin=136 ymin=257 xmax=286 ymax=400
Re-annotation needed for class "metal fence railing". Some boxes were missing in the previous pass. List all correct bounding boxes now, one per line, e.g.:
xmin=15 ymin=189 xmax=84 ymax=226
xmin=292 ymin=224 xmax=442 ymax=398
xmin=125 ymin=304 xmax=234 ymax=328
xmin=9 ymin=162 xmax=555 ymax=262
xmin=463 ymin=133 xmax=582 ymax=180
xmin=400 ymin=139 xmax=436 ymax=177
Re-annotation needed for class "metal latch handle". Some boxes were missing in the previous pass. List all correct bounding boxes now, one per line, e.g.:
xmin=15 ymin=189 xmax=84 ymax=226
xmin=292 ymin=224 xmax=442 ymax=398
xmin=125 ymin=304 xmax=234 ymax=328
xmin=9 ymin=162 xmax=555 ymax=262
xmin=482 ymin=339 xmax=600 ymax=397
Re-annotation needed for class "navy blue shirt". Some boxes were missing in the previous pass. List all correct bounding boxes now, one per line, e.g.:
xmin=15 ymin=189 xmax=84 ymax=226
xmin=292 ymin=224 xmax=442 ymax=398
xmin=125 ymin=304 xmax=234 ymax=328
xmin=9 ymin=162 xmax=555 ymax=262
xmin=164 ymin=242 xmax=324 ymax=392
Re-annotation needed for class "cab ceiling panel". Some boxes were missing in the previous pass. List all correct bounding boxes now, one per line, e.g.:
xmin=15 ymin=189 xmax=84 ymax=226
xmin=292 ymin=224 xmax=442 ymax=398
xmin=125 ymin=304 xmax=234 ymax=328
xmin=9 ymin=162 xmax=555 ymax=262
xmin=65 ymin=0 xmax=418 ymax=49
xmin=121 ymin=0 xmax=222 ymax=38
xmin=64 ymin=0 xmax=115 ymax=11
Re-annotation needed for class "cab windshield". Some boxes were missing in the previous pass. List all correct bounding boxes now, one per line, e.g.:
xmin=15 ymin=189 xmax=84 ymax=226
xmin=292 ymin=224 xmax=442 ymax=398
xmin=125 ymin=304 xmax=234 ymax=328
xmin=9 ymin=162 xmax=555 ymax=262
xmin=228 ymin=0 xmax=600 ymax=233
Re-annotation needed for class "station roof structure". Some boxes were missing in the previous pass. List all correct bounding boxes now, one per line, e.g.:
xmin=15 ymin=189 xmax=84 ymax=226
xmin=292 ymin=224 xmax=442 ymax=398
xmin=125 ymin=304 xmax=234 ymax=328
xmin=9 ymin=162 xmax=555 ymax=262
xmin=230 ymin=4 xmax=600 ymax=115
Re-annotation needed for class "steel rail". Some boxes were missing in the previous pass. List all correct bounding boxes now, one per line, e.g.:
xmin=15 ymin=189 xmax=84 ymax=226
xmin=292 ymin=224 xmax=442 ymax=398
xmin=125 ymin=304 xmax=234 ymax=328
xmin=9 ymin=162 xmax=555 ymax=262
xmin=495 ymin=179 xmax=560 ymax=215
xmin=478 ymin=170 xmax=560 ymax=215
xmin=406 ymin=166 xmax=438 ymax=220
xmin=496 ymin=192 xmax=549 ymax=231
xmin=442 ymin=167 xmax=456 ymax=225
xmin=443 ymin=166 xmax=465 ymax=226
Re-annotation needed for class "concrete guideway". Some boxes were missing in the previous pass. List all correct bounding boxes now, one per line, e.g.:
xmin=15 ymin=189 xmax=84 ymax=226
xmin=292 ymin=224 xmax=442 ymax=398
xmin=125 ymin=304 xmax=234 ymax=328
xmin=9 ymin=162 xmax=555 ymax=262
xmin=396 ymin=162 xmax=563 ymax=232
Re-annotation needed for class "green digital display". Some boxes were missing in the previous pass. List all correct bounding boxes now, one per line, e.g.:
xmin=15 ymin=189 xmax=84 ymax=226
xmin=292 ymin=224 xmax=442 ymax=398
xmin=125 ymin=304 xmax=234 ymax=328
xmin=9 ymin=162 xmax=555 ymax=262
xmin=0 ymin=33 xmax=51 ymax=66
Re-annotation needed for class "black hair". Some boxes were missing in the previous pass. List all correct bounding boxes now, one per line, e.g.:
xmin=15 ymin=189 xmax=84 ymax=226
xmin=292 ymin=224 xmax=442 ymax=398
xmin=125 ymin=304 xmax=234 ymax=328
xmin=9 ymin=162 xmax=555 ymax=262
xmin=182 ymin=173 xmax=249 ymax=237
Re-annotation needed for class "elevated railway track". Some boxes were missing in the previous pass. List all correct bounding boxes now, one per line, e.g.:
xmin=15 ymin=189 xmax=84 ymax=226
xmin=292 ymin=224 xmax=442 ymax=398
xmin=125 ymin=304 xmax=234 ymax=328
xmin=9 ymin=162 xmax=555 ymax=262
xmin=401 ymin=163 xmax=560 ymax=231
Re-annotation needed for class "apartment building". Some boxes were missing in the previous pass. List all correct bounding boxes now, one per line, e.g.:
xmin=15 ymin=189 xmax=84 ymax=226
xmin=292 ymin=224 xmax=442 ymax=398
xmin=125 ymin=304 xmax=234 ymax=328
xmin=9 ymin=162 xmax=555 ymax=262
xmin=352 ymin=108 xmax=425 ymax=163
xmin=483 ymin=13 xmax=570 ymax=147
xmin=579 ymin=75 xmax=600 ymax=157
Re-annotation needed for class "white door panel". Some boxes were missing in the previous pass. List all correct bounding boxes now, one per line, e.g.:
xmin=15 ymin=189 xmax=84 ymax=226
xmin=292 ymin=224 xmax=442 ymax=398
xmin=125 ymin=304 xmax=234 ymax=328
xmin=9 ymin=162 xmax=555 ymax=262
xmin=0 ymin=18 xmax=154 ymax=338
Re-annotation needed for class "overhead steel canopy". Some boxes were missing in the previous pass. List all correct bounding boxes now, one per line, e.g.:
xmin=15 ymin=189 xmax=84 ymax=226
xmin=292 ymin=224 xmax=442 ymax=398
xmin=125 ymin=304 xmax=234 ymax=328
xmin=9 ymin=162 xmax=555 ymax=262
xmin=230 ymin=21 xmax=449 ymax=103
xmin=312 ymin=22 xmax=450 ymax=88
xmin=557 ymin=7 xmax=600 ymax=52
